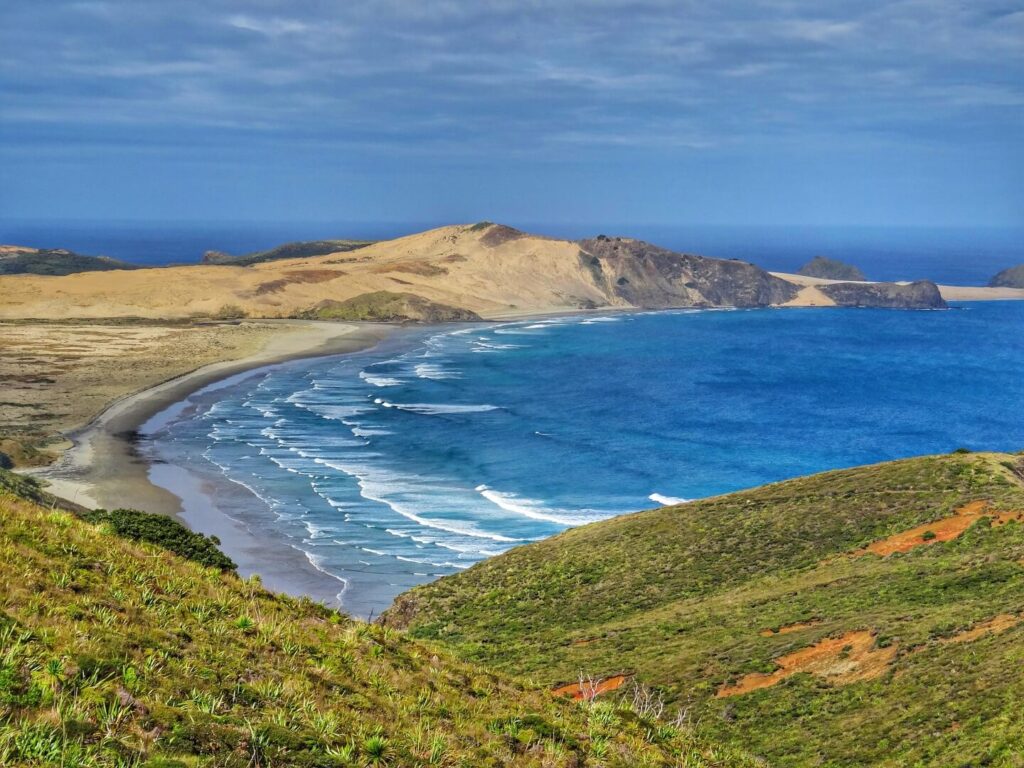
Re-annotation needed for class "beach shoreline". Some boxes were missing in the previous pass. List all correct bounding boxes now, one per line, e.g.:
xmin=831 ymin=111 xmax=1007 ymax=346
xmin=24 ymin=320 xmax=399 ymax=609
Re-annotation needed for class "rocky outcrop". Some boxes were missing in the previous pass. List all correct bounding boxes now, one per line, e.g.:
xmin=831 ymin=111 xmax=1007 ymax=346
xmin=989 ymin=265 xmax=1024 ymax=289
xmin=299 ymin=291 xmax=481 ymax=323
xmin=577 ymin=236 xmax=800 ymax=308
xmin=798 ymin=256 xmax=866 ymax=282
xmin=818 ymin=280 xmax=946 ymax=309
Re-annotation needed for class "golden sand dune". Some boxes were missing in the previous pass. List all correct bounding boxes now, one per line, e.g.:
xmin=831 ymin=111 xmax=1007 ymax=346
xmin=3 ymin=223 xmax=993 ymax=321
xmin=0 ymin=225 xmax=606 ymax=320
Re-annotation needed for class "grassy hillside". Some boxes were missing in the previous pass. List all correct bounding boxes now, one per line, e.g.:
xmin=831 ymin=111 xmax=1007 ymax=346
xmin=0 ymin=247 xmax=139 ymax=276
xmin=299 ymin=292 xmax=481 ymax=322
xmin=386 ymin=451 xmax=1024 ymax=767
xmin=0 ymin=471 xmax=755 ymax=767
xmin=796 ymin=256 xmax=866 ymax=282
xmin=202 ymin=240 xmax=373 ymax=266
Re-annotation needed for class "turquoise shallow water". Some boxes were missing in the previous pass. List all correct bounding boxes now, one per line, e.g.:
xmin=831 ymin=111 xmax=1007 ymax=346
xmin=147 ymin=303 xmax=1024 ymax=616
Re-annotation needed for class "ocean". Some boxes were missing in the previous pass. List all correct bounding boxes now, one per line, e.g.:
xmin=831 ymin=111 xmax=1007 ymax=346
xmin=2 ymin=220 xmax=1021 ymax=284
xmin=145 ymin=302 xmax=1024 ymax=617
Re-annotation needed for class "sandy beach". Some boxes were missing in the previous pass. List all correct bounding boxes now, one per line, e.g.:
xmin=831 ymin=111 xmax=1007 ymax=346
xmin=27 ymin=320 xmax=397 ymax=606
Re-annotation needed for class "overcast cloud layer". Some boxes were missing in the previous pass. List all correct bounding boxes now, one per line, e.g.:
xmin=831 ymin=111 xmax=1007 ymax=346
xmin=1 ymin=1 xmax=1022 ymax=225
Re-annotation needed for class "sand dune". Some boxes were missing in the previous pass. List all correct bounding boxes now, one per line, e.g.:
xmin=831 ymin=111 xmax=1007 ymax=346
xmin=0 ymin=225 xmax=605 ymax=320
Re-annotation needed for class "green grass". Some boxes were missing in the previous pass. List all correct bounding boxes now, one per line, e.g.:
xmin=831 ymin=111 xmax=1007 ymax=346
xmin=205 ymin=241 xmax=372 ymax=266
xmin=299 ymin=292 xmax=480 ymax=323
xmin=0 ymin=479 xmax=756 ymax=766
xmin=0 ymin=250 xmax=140 ymax=276
xmin=385 ymin=452 xmax=1024 ymax=767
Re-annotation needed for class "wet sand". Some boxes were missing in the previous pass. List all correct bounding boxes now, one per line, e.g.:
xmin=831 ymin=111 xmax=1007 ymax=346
xmin=29 ymin=320 xmax=397 ymax=608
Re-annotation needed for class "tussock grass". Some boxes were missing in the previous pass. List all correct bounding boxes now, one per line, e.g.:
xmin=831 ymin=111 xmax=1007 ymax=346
xmin=387 ymin=452 xmax=1024 ymax=766
xmin=0 ymin=484 xmax=756 ymax=766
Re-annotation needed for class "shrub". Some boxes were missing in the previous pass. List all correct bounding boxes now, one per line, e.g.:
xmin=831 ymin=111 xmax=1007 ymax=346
xmin=80 ymin=508 xmax=236 ymax=571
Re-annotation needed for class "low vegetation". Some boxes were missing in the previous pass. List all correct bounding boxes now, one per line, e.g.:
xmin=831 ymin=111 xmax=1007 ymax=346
xmin=386 ymin=451 xmax=1024 ymax=766
xmin=202 ymin=240 xmax=372 ymax=267
xmin=0 ymin=248 xmax=139 ymax=276
xmin=989 ymin=264 xmax=1024 ymax=289
xmin=796 ymin=256 xmax=866 ymax=282
xmin=0 ymin=471 xmax=756 ymax=766
xmin=299 ymin=292 xmax=480 ymax=323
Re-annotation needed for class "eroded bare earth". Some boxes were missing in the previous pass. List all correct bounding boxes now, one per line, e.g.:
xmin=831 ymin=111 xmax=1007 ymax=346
xmin=717 ymin=630 xmax=897 ymax=697
xmin=854 ymin=500 xmax=1023 ymax=556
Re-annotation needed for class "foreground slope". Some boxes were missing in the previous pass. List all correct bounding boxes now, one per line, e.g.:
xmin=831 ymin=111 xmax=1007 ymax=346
xmin=0 ymin=473 xmax=754 ymax=767
xmin=0 ymin=223 xmax=946 ymax=319
xmin=386 ymin=452 xmax=1024 ymax=767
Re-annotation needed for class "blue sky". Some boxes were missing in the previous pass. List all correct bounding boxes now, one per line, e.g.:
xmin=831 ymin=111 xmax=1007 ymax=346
xmin=1 ymin=1 xmax=1022 ymax=227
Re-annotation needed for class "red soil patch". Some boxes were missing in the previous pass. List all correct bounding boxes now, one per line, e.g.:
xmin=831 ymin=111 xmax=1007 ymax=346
xmin=937 ymin=613 xmax=1022 ymax=644
xmin=759 ymin=620 xmax=823 ymax=637
xmin=854 ymin=500 xmax=1022 ymax=557
xmin=552 ymin=675 xmax=629 ymax=701
xmin=717 ymin=630 xmax=896 ymax=698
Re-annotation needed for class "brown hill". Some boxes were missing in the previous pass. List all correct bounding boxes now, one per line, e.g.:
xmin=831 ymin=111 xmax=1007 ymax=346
xmin=0 ymin=223 xmax=946 ymax=320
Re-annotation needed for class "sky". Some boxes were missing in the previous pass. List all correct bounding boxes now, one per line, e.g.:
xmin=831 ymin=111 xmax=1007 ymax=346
xmin=1 ymin=1 xmax=1022 ymax=228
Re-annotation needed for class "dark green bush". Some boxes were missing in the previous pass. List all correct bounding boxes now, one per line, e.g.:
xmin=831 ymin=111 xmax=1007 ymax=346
xmin=80 ymin=508 xmax=235 ymax=571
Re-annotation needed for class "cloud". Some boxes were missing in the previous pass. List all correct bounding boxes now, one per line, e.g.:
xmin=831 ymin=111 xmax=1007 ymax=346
xmin=0 ymin=0 xmax=1020 ymax=161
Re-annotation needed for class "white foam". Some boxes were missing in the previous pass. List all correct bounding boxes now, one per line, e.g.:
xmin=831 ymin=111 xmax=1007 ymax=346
xmin=649 ymin=493 xmax=690 ymax=506
xmin=475 ymin=485 xmax=594 ymax=526
xmin=387 ymin=403 xmax=499 ymax=415
xmin=359 ymin=371 xmax=402 ymax=387
xmin=414 ymin=363 xmax=460 ymax=380
xmin=316 ymin=459 xmax=522 ymax=544
xmin=351 ymin=427 xmax=392 ymax=437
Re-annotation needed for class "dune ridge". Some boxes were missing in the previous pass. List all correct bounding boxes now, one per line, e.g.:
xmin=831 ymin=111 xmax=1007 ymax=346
xmin=0 ymin=223 xmax=958 ymax=320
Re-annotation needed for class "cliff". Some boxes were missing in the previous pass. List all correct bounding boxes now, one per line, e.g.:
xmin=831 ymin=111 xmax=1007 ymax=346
xmin=818 ymin=279 xmax=946 ymax=308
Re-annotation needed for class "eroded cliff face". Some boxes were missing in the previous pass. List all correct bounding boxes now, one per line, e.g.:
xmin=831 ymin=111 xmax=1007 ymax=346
xmin=577 ymin=235 xmax=800 ymax=308
xmin=818 ymin=280 xmax=946 ymax=309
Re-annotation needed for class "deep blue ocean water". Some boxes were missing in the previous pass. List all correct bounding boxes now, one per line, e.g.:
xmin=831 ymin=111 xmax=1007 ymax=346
xmin=2 ymin=220 xmax=1021 ymax=285
xmin=147 ymin=303 xmax=1024 ymax=616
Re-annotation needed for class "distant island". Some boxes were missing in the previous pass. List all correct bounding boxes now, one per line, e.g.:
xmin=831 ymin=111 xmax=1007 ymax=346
xmin=798 ymin=255 xmax=867 ymax=281
xmin=989 ymin=264 xmax=1024 ymax=288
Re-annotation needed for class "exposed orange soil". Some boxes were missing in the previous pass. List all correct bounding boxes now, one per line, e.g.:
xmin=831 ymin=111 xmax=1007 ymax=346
xmin=552 ymin=675 xmax=629 ymax=701
xmin=717 ymin=630 xmax=897 ymax=698
xmin=759 ymin=620 xmax=823 ymax=637
xmin=855 ymin=501 xmax=1022 ymax=557
xmin=937 ymin=613 xmax=1022 ymax=644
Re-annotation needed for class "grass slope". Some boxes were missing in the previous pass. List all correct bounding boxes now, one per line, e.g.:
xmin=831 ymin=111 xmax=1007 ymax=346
xmin=386 ymin=452 xmax=1024 ymax=767
xmin=0 ymin=479 xmax=755 ymax=767
xmin=203 ymin=241 xmax=372 ymax=266
xmin=0 ymin=249 xmax=139 ymax=276
xmin=299 ymin=292 xmax=480 ymax=323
